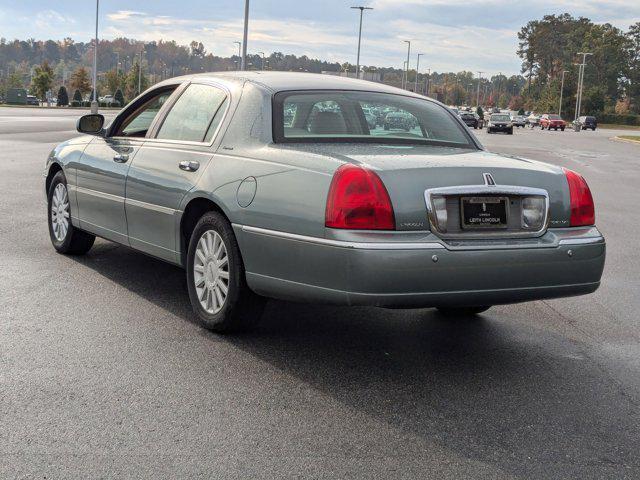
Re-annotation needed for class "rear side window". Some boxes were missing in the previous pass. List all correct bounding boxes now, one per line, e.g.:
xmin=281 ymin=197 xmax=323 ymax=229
xmin=156 ymin=84 xmax=227 ymax=143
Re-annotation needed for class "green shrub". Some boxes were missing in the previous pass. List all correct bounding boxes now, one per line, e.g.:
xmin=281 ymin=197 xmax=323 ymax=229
xmin=57 ymin=86 xmax=69 ymax=106
xmin=598 ymin=113 xmax=640 ymax=125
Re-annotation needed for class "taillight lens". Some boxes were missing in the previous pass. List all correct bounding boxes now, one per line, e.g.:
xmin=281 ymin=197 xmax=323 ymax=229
xmin=325 ymin=164 xmax=395 ymax=230
xmin=563 ymin=168 xmax=595 ymax=226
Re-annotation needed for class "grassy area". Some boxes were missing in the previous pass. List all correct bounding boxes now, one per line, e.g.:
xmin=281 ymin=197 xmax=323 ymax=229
xmin=617 ymin=135 xmax=640 ymax=143
xmin=599 ymin=124 xmax=640 ymax=130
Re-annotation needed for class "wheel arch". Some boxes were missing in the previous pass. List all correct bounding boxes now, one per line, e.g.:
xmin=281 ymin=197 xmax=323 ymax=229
xmin=45 ymin=162 xmax=64 ymax=195
xmin=179 ymin=196 xmax=232 ymax=267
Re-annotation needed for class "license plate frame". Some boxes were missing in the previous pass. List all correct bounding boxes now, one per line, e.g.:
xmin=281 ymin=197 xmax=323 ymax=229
xmin=460 ymin=196 xmax=509 ymax=229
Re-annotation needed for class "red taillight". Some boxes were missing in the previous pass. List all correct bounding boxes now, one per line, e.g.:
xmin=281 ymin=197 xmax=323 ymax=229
xmin=563 ymin=168 xmax=595 ymax=226
xmin=325 ymin=164 xmax=395 ymax=230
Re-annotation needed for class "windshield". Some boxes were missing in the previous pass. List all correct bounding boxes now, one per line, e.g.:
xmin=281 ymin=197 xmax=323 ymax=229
xmin=274 ymin=91 xmax=476 ymax=148
xmin=491 ymin=114 xmax=510 ymax=122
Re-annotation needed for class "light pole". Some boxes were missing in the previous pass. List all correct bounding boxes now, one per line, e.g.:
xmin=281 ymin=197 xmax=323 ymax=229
xmin=91 ymin=0 xmax=99 ymax=113
xmin=476 ymin=71 xmax=484 ymax=107
xmin=241 ymin=0 xmax=249 ymax=70
xmin=233 ymin=41 xmax=241 ymax=70
xmin=425 ymin=68 xmax=431 ymax=97
xmin=574 ymin=52 xmax=592 ymax=123
xmin=415 ymin=53 xmax=424 ymax=93
xmin=258 ymin=51 xmax=265 ymax=70
xmin=137 ymin=48 xmax=145 ymax=95
xmin=558 ymin=70 xmax=568 ymax=116
xmin=403 ymin=40 xmax=411 ymax=90
xmin=351 ymin=6 xmax=373 ymax=79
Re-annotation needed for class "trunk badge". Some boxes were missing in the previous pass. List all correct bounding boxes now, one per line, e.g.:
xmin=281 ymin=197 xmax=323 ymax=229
xmin=483 ymin=173 xmax=496 ymax=186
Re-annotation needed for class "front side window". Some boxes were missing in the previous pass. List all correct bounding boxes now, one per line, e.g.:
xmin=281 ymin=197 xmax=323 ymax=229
xmin=274 ymin=91 xmax=475 ymax=148
xmin=115 ymin=89 xmax=176 ymax=137
xmin=156 ymin=83 xmax=227 ymax=143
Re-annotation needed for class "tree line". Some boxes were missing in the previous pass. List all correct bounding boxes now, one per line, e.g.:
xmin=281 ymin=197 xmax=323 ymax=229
xmin=518 ymin=14 xmax=640 ymax=119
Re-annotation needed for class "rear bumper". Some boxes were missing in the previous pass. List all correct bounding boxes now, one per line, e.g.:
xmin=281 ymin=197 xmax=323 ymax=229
xmin=235 ymin=225 xmax=605 ymax=308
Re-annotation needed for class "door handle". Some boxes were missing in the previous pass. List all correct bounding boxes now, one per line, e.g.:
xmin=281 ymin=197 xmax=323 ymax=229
xmin=179 ymin=160 xmax=200 ymax=172
xmin=113 ymin=153 xmax=129 ymax=163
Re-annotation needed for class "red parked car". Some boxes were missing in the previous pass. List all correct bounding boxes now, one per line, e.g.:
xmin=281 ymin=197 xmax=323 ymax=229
xmin=540 ymin=114 xmax=566 ymax=131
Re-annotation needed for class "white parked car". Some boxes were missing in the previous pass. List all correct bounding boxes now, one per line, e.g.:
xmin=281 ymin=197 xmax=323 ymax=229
xmin=99 ymin=95 xmax=116 ymax=105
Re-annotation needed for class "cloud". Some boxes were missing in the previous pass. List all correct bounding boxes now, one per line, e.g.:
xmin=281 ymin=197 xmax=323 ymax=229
xmin=35 ymin=9 xmax=75 ymax=29
xmin=107 ymin=10 xmax=146 ymax=22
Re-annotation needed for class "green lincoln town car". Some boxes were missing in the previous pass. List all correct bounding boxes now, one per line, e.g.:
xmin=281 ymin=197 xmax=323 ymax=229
xmin=44 ymin=72 xmax=605 ymax=332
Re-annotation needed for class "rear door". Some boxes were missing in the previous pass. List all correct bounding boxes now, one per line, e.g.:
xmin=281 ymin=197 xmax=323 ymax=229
xmin=75 ymin=86 xmax=179 ymax=243
xmin=124 ymin=81 xmax=229 ymax=263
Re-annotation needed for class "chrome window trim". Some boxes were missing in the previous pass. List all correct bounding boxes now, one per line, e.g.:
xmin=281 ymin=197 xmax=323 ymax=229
xmin=238 ymin=225 xmax=446 ymax=250
xmin=424 ymin=184 xmax=550 ymax=240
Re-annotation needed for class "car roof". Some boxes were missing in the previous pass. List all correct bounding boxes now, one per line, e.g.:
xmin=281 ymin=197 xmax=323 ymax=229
xmin=154 ymin=71 xmax=427 ymax=98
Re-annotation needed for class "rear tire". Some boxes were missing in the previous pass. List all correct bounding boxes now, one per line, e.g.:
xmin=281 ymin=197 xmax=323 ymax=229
xmin=436 ymin=306 xmax=491 ymax=317
xmin=186 ymin=211 xmax=264 ymax=333
xmin=47 ymin=170 xmax=95 ymax=255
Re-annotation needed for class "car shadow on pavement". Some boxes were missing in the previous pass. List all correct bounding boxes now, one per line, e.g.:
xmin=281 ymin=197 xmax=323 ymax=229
xmin=72 ymin=240 xmax=639 ymax=478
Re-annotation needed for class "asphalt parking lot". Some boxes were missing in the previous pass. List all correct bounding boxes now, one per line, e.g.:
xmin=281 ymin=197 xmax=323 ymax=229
xmin=1 ymin=107 xmax=639 ymax=479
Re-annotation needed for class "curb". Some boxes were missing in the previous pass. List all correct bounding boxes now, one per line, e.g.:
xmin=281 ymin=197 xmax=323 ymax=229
xmin=611 ymin=136 xmax=640 ymax=145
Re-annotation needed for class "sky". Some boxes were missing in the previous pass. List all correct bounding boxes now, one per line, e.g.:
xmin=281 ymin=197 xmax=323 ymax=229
xmin=1 ymin=0 xmax=639 ymax=76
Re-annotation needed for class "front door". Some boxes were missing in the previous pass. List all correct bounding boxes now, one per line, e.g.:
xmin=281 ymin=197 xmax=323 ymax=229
xmin=124 ymin=82 xmax=229 ymax=263
xmin=75 ymin=87 xmax=179 ymax=244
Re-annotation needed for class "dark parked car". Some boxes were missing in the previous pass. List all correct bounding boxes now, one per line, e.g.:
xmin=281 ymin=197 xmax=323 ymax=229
xmin=26 ymin=95 xmax=39 ymax=106
xmin=512 ymin=115 xmax=526 ymax=128
xmin=578 ymin=116 xmax=597 ymax=131
xmin=540 ymin=114 xmax=566 ymax=131
xmin=459 ymin=112 xmax=480 ymax=129
xmin=487 ymin=113 xmax=513 ymax=134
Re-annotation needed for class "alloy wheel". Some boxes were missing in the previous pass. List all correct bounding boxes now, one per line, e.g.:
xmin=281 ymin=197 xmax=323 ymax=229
xmin=51 ymin=183 xmax=70 ymax=242
xmin=193 ymin=230 xmax=230 ymax=314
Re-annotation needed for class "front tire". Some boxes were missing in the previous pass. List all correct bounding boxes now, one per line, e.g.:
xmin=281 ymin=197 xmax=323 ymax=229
xmin=436 ymin=306 xmax=491 ymax=317
xmin=186 ymin=211 xmax=264 ymax=333
xmin=47 ymin=171 xmax=95 ymax=255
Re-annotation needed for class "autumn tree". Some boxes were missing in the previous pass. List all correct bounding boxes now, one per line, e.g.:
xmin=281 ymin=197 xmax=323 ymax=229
xmin=69 ymin=66 xmax=91 ymax=96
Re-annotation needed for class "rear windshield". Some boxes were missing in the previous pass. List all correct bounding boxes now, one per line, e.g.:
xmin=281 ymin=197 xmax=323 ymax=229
xmin=548 ymin=114 xmax=561 ymax=120
xmin=490 ymin=114 xmax=510 ymax=121
xmin=273 ymin=91 xmax=476 ymax=148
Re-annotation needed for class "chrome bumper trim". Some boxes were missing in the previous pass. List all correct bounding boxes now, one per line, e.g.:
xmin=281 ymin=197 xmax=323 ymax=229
xmin=558 ymin=236 xmax=605 ymax=246
xmin=238 ymin=225 xmax=604 ymax=251
xmin=238 ymin=225 xmax=446 ymax=250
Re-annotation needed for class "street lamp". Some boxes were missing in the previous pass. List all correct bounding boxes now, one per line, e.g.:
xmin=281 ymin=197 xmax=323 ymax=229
xmin=476 ymin=71 xmax=484 ymax=107
xmin=415 ymin=53 xmax=424 ymax=93
xmin=574 ymin=52 xmax=592 ymax=123
xmin=558 ymin=70 xmax=568 ymax=116
xmin=91 ymin=0 xmax=99 ymax=113
xmin=233 ymin=41 xmax=242 ymax=70
xmin=137 ymin=48 xmax=145 ymax=96
xmin=241 ymin=0 xmax=249 ymax=70
xmin=351 ymin=6 xmax=373 ymax=79
xmin=403 ymin=40 xmax=411 ymax=90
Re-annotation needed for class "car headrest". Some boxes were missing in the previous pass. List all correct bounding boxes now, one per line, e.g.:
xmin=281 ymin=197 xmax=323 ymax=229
xmin=309 ymin=111 xmax=347 ymax=135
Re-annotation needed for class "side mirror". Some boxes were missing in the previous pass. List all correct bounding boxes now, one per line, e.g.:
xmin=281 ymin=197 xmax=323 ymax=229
xmin=77 ymin=114 xmax=105 ymax=136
